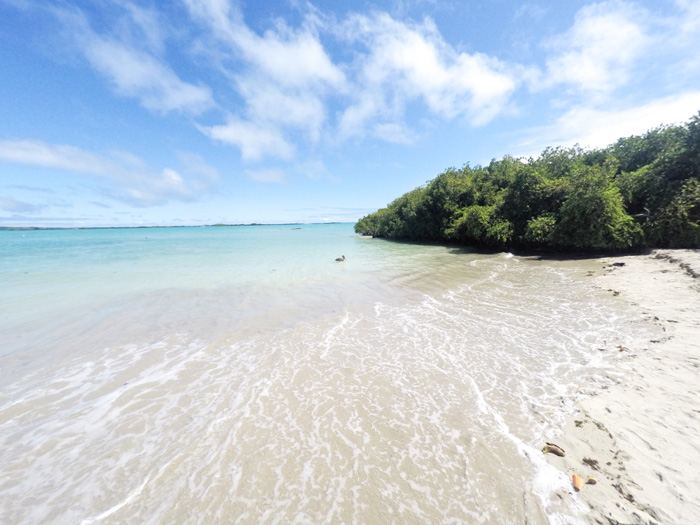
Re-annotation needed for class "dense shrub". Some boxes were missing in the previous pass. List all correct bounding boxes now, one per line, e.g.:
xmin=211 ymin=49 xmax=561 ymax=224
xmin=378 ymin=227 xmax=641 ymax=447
xmin=355 ymin=112 xmax=700 ymax=251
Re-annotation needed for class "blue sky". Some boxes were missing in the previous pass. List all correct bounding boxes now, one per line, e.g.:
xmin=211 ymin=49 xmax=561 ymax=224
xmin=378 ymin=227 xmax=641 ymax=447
xmin=1 ymin=0 xmax=699 ymax=227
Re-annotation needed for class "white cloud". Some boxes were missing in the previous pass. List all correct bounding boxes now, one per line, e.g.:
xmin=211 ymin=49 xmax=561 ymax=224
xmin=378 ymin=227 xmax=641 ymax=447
xmin=338 ymin=94 xmax=380 ymax=141
xmin=84 ymin=39 xmax=214 ymax=114
xmin=244 ymin=167 xmax=286 ymax=183
xmin=19 ymin=0 xmax=695 ymax=171
xmin=0 ymin=140 xmax=104 ymax=172
xmin=337 ymin=13 xmax=518 ymax=139
xmin=176 ymin=151 xmax=221 ymax=188
xmin=183 ymin=0 xmax=346 ymax=159
xmin=540 ymin=1 xmax=649 ymax=94
xmin=114 ymin=0 xmax=166 ymax=54
xmin=514 ymin=91 xmax=700 ymax=156
xmin=0 ymin=140 xmax=218 ymax=206
xmin=183 ymin=0 xmax=345 ymax=90
xmin=514 ymin=4 xmax=547 ymax=21
xmin=185 ymin=4 xmax=518 ymax=158
xmin=372 ymin=122 xmax=417 ymax=145
xmin=294 ymin=159 xmax=334 ymax=181
xmin=55 ymin=5 xmax=214 ymax=114
xmin=201 ymin=117 xmax=295 ymax=162
xmin=236 ymin=78 xmax=327 ymax=141
xmin=516 ymin=0 xmax=700 ymax=160
xmin=0 ymin=196 xmax=41 ymax=214
xmin=234 ymin=21 xmax=345 ymax=90
xmin=674 ymin=0 xmax=700 ymax=34
xmin=659 ymin=1 xmax=700 ymax=79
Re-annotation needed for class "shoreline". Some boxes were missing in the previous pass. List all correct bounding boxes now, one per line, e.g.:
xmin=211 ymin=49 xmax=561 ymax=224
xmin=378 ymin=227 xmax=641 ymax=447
xmin=548 ymin=250 xmax=700 ymax=523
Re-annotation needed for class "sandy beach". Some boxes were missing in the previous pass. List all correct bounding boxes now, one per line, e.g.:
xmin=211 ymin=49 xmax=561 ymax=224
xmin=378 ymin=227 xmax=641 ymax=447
xmin=545 ymin=250 xmax=700 ymax=524
xmin=3 ymin=227 xmax=699 ymax=524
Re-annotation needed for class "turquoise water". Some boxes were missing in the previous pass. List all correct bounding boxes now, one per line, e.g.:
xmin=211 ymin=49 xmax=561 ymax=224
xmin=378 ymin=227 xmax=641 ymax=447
xmin=0 ymin=224 xmax=661 ymax=524
xmin=1 ymin=224 xmax=393 ymax=365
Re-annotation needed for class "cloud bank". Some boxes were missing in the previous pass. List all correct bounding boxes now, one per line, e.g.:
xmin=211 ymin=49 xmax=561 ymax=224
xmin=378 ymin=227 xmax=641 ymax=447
xmin=0 ymin=140 xmax=220 ymax=206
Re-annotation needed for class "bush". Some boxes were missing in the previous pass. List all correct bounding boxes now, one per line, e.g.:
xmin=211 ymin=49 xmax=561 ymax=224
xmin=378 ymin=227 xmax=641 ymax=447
xmin=355 ymin=113 xmax=700 ymax=251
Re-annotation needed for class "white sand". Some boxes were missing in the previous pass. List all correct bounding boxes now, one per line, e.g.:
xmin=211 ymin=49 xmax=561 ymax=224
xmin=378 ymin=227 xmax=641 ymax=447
xmin=546 ymin=250 xmax=700 ymax=524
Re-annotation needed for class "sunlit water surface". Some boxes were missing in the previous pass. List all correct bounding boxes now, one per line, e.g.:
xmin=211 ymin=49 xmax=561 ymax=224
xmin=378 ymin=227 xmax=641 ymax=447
xmin=0 ymin=224 xmax=660 ymax=524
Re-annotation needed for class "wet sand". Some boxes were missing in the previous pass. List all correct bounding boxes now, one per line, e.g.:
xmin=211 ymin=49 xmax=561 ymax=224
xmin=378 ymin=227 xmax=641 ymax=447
xmin=546 ymin=250 xmax=700 ymax=524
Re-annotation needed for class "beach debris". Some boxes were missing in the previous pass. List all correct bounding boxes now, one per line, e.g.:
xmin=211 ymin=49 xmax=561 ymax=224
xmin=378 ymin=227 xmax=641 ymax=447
xmin=613 ymin=483 xmax=636 ymax=502
xmin=542 ymin=442 xmax=566 ymax=457
xmin=617 ymin=345 xmax=629 ymax=352
xmin=610 ymin=262 xmax=626 ymax=267
xmin=572 ymin=474 xmax=584 ymax=491
xmin=653 ymin=253 xmax=700 ymax=278
xmin=583 ymin=457 xmax=600 ymax=470
xmin=586 ymin=477 xmax=598 ymax=485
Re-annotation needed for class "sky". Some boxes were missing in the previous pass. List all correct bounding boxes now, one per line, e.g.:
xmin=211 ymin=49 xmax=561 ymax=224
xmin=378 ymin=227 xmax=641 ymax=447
xmin=1 ymin=0 xmax=699 ymax=227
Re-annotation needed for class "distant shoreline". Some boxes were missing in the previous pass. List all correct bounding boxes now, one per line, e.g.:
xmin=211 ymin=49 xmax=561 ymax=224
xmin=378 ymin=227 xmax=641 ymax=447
xmin=0 ymin=222 xmax=350 ymax=232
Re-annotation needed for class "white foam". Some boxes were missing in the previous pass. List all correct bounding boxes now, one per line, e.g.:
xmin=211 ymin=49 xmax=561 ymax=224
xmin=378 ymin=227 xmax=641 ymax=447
xmin=0 ymin=249 xmax=663 ymax=524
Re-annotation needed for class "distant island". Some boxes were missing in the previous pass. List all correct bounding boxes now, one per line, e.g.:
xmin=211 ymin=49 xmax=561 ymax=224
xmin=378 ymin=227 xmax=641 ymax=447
xmin=0 ymin=222 xmax=346 ymax=231
xmin=355 ymin=112 xmax=700 ymax=251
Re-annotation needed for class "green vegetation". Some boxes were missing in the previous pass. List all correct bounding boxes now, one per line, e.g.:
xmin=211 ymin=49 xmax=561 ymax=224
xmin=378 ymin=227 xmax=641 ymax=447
xmin=355 ymin=112 xmax=700 ymax=251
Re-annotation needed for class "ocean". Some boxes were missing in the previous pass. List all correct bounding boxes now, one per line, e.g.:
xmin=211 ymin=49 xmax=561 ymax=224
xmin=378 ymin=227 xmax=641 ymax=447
xmin=0 ymin=223 xmax=660 ymax=524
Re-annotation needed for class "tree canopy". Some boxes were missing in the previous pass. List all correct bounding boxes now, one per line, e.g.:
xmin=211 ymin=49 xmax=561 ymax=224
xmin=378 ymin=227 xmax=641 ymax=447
xmin=355 ymin=112 xmax=700 ymax=251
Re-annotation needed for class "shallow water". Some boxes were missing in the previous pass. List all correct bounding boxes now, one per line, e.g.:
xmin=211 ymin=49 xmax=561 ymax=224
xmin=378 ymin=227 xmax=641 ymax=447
xmin=0 ymin=224 xmax=660 ymax=524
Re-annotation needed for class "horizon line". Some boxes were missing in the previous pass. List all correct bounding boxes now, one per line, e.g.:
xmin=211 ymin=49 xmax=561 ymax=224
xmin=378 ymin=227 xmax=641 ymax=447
xmin=0 ymin=221 xmax=355 ymax=231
